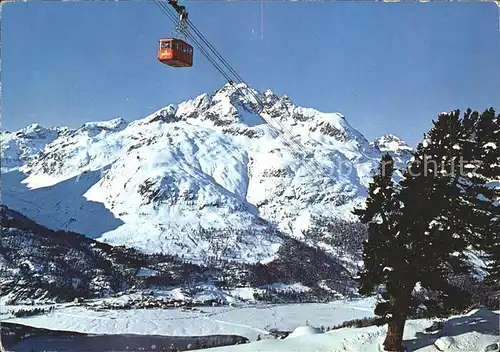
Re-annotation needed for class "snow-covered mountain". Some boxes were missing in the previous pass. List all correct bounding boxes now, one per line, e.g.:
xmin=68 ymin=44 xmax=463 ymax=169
xmin=1 ymin=83 xmax=413 ymax=268
xmin=0 ymin=123 xmax=67 ymax=172
xmin=371 ymin=134 xmax=413 ymax=168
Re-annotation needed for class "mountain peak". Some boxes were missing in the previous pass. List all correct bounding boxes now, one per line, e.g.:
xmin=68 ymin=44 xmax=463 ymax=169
xmin=18 ymin=122 xmax=54 ymax=136
xmin=372 ymin=134 xmax=413 ymax=154
xmin=81 ymin=117 xmax=128 ymax=131
xmin=24 ymin=122 xmax=44 ymax=132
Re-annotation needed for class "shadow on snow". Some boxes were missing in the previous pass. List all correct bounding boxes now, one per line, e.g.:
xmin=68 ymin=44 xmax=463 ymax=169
xmin=1 ymin=167 xmax=124 ymax=238
xmin=404 ymin=308 xmax=500 ymax=351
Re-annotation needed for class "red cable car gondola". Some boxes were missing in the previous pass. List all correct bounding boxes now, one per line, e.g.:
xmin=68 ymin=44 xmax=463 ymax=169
xmin=158 ymin=38 xmax=193 ymax=67
xmin=158 ymin=0 xmax=193 ymax=68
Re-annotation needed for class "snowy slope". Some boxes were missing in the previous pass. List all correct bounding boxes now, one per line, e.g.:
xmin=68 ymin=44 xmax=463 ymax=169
xmin=1 ymin=84 xmax=413 ymax=264
xmin=197 ymin=308 xmax=500 ymax=352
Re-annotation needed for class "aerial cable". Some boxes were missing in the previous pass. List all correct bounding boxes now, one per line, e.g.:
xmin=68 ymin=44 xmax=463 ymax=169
xmin=157 ymin=0 xmax=237 ymax=86
xmin=160 ymin=1 xmax=313 ymax=163
xmin=159 ymin=6 xmax=287 ymax=148
xmin=154 ymin=0 xmax=355 ymax=229
xmin=183 ymin=27 xmax=318 ymax=160
xmin=159 ymin=1 xmax=242 ymax=86
xmin=155 ymin=0 xmax=333 ymax=180
xmin=168 ymin=1 xmax=329 ymax=178
xmin=186 ymin=18 xmax=316 ymax=158
xmin=186 ymin=20 xmax=245 ymax=84
xmin=154 ymin=0 xmax=232 ymax=82
xmin=161 ymin=1 xmax=327 ymax=178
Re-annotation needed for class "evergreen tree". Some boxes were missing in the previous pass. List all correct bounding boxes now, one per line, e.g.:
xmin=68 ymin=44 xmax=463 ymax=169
xmin=354 ymin=110 xmax=498 ymax=351
xmin=384 ymin=111 xmax=481 ymax=351
xmin=353 ymin=154 xmax=405 ymax=340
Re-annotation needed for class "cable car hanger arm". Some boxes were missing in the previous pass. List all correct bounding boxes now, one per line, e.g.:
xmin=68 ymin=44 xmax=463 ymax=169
xmin=168 ymin=0 xmax=188 ymax=21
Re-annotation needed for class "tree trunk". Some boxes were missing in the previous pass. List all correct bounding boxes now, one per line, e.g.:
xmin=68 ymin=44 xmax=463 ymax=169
xmin=383 ymin=294 xmax=410 ymax=352
xmin=383 ymin=313 xmax=407 ymax=351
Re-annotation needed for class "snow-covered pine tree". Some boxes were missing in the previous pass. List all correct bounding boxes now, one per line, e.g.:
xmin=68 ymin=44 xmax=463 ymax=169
xmin=350 ymin=109 xmax=497 ymax=351
xmin=380 ymin=109 xmax=498 ymax=351
xmin=356 ymin=110 xmax=493 ymax=352
xmin=352 ymin=154 xmax=406 ymax=345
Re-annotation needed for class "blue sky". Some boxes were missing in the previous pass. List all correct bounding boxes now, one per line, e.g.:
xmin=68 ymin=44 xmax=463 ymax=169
xmin=2 ymin=1 xmax=499 ymax=146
